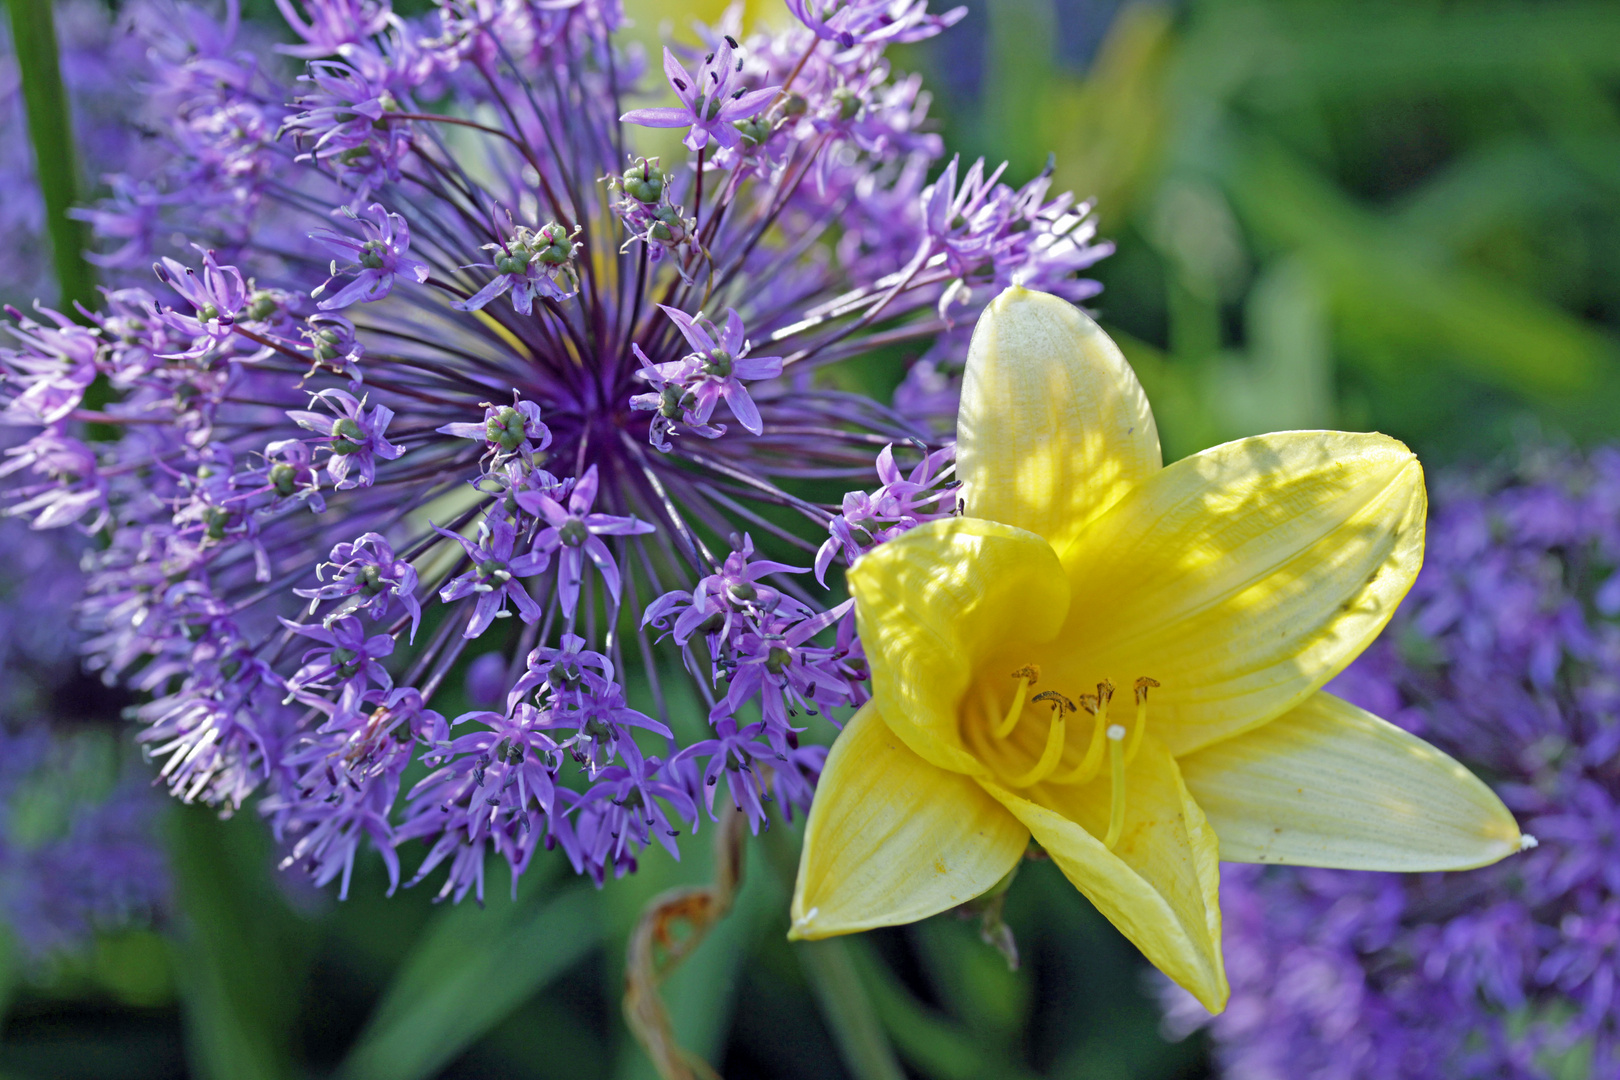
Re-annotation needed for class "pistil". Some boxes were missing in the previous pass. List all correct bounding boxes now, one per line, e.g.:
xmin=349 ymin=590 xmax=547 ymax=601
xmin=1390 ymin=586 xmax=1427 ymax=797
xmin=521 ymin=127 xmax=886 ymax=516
xmin=1104 ymin=721 xmax=1128 ymax=848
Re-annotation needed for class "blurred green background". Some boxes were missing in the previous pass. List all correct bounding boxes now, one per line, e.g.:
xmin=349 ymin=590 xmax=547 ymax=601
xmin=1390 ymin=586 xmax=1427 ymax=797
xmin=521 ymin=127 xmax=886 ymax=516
xmin=6 ymin=0 xmax=1620 ymax=1077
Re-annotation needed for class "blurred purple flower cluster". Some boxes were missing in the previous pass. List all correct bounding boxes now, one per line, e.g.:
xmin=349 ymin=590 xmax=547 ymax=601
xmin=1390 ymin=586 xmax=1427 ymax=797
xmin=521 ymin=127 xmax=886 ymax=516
xmin=1162 ymin=446 xmax=1620 ymax=1079
xmin=0 ymin=0 xmax=1110 ymax=901
xmin=0 ymin=488 xmax=167 ymax=958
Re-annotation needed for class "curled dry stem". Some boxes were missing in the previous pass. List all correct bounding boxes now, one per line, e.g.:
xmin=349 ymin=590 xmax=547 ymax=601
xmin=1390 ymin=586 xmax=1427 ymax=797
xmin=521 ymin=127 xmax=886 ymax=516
xmin=623 ymin=798 xmax=749 ymax=1080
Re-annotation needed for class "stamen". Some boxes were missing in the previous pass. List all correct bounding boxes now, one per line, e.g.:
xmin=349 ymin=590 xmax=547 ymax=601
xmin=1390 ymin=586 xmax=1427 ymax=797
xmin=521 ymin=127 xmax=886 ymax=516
xmin=1104 ymin=722 xmax=1128 ymax=849
xmin=1006 ymin=694 xmax=1070 ymax=787
xmin=993 ymin=665 xmax=1039 ymax=739
xmin=1125 ymin=676 xmax=1158 ymax=764
xmin=1050 ymin=680 xmax=1114 ymax=785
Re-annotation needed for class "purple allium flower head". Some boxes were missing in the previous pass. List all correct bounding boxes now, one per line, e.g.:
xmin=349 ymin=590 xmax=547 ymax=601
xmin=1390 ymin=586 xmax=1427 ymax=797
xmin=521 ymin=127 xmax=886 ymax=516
xmin=621 ymin=39 xmax=780 ymax=153
xmin=1161 ymin=446 xmax=1620 ymax=1077
xmin=3 ymin=0 xmax=1109 ymax=900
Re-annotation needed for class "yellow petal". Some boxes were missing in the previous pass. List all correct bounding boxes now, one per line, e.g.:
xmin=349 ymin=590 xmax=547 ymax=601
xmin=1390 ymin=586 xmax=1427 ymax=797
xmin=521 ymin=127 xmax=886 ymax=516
xmin=790 ymin=702 xmax=1029 ymax=940
xmin=1180 ymin=690 xmax=1524 ymax=870
xmin=1049 ymin=430 xmax=1426 ymax=756
xmin=847 ymin=517 xmax=1069 ymax=775
xmin=980 ymin=735 xmax=1228 ymax=1012
xmin=956 ymin=286 xmax=1161 ymax=555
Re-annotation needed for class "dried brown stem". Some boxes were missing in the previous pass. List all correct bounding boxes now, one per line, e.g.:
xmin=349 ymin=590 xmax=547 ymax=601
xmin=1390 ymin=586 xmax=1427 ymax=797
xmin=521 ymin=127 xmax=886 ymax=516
xmin=622 ymin=801 xmax=750 ymax=1080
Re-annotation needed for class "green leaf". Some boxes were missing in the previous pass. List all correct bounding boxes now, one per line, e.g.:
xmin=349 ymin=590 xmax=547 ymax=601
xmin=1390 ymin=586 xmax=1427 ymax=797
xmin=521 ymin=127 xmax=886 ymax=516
xmin=1222 ymin=132 xmax=1619 ymax=397
xmin=167 ymin=807 xmax=308 ymax=1080
xmin=796 ymin=938 xmax=906 ymax=1080
xmin=337 ymin=884 xmax=600 ymax=1080
xmin=4 ymin=0 xmax=94 ymax=310
xmin=844 ymin=935 xmax=1039 ymax=1080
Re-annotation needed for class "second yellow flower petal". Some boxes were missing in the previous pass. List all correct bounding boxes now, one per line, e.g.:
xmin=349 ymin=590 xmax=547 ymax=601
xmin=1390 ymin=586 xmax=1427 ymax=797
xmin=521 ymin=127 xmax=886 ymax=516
xmin=790 ymin=702 xmax=1029 ymax=940
xmin=1179 ymin=691 xmax=1524 ymax=870
xmin=956 ymin=286 xmax=1162 ymax=556
xmin=1049 ymin=430 xmax=1426 ymax=756
xmin=979 ymin=735 xmax=1227 ymax=1012
xmin=847 ymin=517 xmax=1070 ymax=775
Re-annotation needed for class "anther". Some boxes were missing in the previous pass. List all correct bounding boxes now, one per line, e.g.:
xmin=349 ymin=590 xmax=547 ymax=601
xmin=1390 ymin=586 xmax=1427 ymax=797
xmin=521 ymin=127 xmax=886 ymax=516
xmin=993 ymin=665 xmax=1039 ymax=739
xmin=1006 ymin=693 xmax=1070 ymax=788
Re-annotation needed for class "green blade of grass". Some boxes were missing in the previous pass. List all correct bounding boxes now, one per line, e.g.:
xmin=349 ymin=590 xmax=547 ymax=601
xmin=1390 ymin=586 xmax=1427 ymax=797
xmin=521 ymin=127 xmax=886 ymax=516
xmin=167 ymin=807 xmax=305 ymax=1080
xmin=5 ymin=0 xmax=94 ymax=309
xmin=337 ymin=884 xmax=601 ymax=1080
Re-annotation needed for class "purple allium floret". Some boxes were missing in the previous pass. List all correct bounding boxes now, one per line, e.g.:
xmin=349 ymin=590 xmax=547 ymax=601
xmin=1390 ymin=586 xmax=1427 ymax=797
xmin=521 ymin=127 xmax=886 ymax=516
xmin=621 ymin=38 xmax=780 ymax=152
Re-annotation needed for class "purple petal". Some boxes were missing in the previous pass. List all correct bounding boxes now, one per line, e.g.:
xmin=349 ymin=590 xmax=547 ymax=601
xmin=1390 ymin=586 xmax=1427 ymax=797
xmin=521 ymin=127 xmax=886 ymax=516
xmin=620 ymin=107 xmax=694 ymax=129
xmin=723 ymin=383 xmax=763 ymax=435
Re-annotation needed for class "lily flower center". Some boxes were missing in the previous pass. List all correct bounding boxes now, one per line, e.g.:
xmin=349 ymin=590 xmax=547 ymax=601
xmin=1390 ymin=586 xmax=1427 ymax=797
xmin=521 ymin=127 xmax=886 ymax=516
xmin=967 ymin=667 xmax=1161 ymax=850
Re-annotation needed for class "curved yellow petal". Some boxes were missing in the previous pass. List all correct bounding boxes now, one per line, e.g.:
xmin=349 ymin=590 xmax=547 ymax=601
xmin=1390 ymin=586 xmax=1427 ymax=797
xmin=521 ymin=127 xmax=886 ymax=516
xmin=847 ymin=517 xmax=1069 ymax=775
xmin=1049 ymin=430 xmax=1426 ymax=756
xmin=790 ymin=702 xmax=1029 ymax=940
xmin=1180 ymin=691 xmax=1524 ymax=871
xmin=979 ymin=735 xmax=1228 ymax=1013
xmin=956 ymin=286 xmax=1162 ymax=555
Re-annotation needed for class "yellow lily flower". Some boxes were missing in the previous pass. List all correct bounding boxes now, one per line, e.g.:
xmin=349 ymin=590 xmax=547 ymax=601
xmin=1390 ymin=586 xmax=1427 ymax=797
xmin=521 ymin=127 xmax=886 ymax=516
xmin=789 ymin=286 xmax=1526 ymax=1013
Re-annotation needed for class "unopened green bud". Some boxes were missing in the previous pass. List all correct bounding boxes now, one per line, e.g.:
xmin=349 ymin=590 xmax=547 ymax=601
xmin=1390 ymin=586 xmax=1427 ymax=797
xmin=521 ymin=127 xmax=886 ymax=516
xmin=331 ymin=417 xmax=365 ymax=454
xmin=246 ymin=291 xmax=279 ymax=321
xmin=831 ymin=87 xmax=861 ymax=122
xmin=269 ymin=462 xmax=299 ymax=496
xmin=485 ymin=405 xmax=527 ymax=452
xmin=495 ymin=250 xmax=531 ymax=275
xmin=622 ymin=158 xmax=665 ymax=203
xmin=733 ymin=115 xmax=771 ymax=147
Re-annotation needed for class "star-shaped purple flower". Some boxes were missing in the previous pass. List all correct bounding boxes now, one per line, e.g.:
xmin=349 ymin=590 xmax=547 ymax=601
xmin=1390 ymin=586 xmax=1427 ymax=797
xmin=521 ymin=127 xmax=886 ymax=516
xmin=287 ymin=387 xmax=403 ymax=489
xmin=632 ymin=306 xmax=782 ymax=438
xmin=620 ymin=39 xmax=779 ymax=153
xmin=310 ymin=203 xmax=430 ymax=310
xmin=515 ymin=465 xmax=654 ymax=618
xmin=434 ymin=518 xmax=551 ymax=638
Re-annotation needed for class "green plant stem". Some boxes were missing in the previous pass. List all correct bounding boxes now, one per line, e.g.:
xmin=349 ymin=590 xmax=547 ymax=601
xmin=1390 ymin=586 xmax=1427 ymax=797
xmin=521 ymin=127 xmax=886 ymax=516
xmin=5 ymin=0 xmax=95 ymax=310
xmin=796 ymin=938 xmax=907 ymax=1080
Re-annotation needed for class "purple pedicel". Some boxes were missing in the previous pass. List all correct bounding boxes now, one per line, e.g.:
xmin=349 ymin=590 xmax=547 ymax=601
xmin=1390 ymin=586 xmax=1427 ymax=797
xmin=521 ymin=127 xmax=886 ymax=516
xmin=1159 ymin=447 xmax=1620 ymax=1077
xmin=0 ymin=0 xmax=1110 ymax=899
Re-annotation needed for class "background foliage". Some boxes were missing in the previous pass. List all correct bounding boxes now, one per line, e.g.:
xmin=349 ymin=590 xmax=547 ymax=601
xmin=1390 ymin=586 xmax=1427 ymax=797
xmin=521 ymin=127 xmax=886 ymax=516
xmin=3 ymin=0 xmax=1620 ymax=1076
